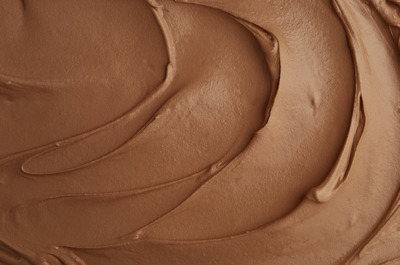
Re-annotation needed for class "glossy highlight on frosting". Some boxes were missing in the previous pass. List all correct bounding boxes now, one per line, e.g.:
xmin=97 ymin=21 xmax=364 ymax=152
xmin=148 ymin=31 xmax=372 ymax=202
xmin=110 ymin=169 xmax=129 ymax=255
xmin=0 ymin=0 xmax=400 ymax=264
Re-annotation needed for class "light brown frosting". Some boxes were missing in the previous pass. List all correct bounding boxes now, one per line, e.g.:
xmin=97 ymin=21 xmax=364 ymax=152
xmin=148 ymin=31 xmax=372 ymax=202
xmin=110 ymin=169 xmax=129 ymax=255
xmin=1 ymin=0 xmax=400 ymax=264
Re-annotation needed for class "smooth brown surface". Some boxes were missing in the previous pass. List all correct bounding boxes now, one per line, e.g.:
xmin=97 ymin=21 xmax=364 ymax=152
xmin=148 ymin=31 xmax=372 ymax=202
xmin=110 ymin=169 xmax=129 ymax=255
xmin=0 ymin=0 xmax=400 ymax=264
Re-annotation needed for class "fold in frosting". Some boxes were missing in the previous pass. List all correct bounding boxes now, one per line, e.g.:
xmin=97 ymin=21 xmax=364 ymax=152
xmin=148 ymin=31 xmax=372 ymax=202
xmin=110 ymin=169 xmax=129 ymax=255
xmin=0 ymin=0 xmax=400 ymax=264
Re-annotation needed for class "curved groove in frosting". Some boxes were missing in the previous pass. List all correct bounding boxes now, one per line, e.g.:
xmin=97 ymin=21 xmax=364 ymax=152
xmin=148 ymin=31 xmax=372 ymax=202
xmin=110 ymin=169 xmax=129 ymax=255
xmin=1 ymin=0 xmax=280 ymax=263
xmin=1 ymin=0 xmax=400 ymax=264
xmin=333 ymin=0 xmax=400 ymax=262
xmin=307 ymin=82 xmax=365 ymax=203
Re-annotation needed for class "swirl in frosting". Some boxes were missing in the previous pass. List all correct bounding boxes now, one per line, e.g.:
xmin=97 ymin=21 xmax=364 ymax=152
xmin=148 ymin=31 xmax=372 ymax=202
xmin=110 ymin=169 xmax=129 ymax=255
xmin=0 ymin=0 xmax=400 ymax=264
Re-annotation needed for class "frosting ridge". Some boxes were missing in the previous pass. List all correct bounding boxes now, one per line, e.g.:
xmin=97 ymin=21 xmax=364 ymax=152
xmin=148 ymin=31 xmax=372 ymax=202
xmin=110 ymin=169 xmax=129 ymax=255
xmin=1 ymin=0 xmax=400 ymax=264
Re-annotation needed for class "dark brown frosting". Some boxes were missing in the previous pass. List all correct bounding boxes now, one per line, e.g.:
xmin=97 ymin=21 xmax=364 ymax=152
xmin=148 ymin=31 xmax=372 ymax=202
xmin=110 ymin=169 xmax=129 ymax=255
xmin=1 ymin=0 xmax=400 ymax=264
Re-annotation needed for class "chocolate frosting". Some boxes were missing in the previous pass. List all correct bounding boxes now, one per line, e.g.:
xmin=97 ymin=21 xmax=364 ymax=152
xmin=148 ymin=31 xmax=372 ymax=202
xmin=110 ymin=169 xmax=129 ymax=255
xmin=1 ymin=0 xmax=400 ymax=264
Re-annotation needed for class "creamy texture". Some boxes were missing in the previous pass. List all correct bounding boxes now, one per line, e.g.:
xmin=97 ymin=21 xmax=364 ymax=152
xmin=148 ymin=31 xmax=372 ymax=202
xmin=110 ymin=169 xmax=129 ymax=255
xmin=0 ymin=0 xmax=400 ymax=264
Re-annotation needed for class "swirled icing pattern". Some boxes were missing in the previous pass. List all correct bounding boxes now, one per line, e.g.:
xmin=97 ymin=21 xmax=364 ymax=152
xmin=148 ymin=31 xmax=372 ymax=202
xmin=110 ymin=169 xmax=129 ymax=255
xmin=0 ymin=0 xmax=400 ymax=264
